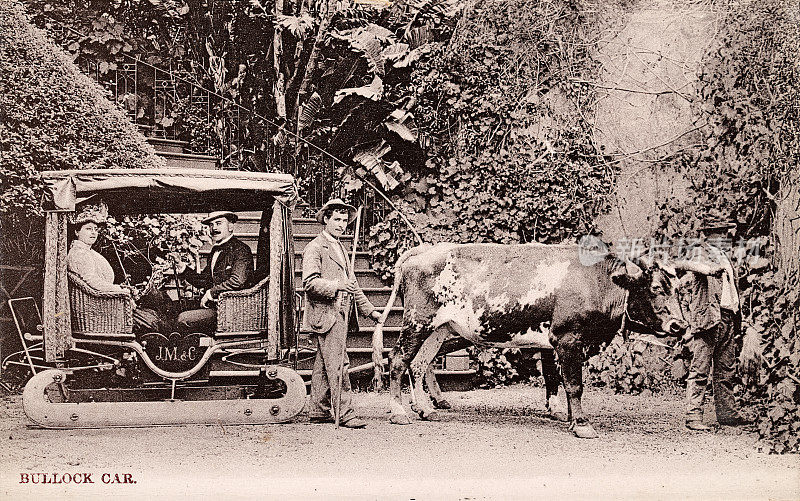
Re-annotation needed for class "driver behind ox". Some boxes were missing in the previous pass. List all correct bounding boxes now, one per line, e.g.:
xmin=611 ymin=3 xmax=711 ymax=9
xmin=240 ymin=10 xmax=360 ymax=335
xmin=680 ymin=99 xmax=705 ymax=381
xmin=173 ymin=211 xmax=254 ymax=334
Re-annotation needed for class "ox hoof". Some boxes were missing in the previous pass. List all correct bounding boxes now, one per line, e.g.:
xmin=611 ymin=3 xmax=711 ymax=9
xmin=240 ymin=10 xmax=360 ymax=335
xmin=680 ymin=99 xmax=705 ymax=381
xmin=419 ymin=410 xmax=440 ymax=421
xmin=432 ymin=398 xmax=452 ymax=410
xmin=390 ymin=414 xmax=411 ymax=425
xmin=569 ymin=421 xmax=599 ymax=439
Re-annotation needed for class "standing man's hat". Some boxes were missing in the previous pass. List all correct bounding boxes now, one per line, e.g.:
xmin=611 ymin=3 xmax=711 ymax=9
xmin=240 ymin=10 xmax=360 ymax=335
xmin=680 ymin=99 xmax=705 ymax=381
xmin=315 ymin=198 xmax=357 ymax=224
xmin=202 ymin=211 xmax=238 ymax=225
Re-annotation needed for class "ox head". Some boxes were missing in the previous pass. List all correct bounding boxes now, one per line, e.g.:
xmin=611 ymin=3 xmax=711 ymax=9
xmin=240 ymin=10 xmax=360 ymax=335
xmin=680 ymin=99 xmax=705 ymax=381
xmin=610 ymin=257 xmax=687 ymax=337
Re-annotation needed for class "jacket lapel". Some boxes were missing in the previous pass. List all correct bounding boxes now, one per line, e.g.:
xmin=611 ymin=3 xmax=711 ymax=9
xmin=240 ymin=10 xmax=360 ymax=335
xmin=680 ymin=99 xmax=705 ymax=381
xmin=320 ymin=238 xmax=347 ymax=273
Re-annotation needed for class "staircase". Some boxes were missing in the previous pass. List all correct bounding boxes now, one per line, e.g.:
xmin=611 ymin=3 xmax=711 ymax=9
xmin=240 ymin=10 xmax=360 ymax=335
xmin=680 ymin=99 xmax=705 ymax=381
xmin=148 ymin=140 xmax=475 ymax=391
xmin=147 ymin=138 xmax=218 ymax=170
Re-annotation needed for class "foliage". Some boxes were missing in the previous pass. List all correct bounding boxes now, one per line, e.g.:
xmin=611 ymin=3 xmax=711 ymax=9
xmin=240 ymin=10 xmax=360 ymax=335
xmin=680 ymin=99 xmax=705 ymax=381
xmin=0 ymin=1 xmax=164 ymax=266
xmin=22 ymin=0 xmax=454 ymax=194
xmin=365 ymin=0 xmax=616 ymax=281
xmin=25 ymin=0 xmax=195 ymax=70
xmin=100 ymin=213 xmax=210 ymax=295
xmin=471 ymin=347 xmax=546 ymax=388
xmin=104 ymin=213 xmax=208 ymax=263
xmin=754 ymin=274 xmax=799 ymax=453
xmin=657 ymin=5 xmax=798 ymax=243
xmin=654 ymin=0 xmax=799 ymax=453
xmin=586 ymin=336 xmax=676 ymax=395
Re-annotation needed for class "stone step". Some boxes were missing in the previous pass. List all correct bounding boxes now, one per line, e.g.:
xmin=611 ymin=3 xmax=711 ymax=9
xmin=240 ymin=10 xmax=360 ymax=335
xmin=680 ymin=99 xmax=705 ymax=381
xmin=296 ymin=287 xmax=395 ymax=307
xmin=293 ymin=233 xmax=353 ymax=252
xmin=356 ymin=305 xmax=403 ymax=328
xmin=147 ymin=137 xmax=189 ymax=154
xmin=293 ymin=268 xmax=387 ymax=289
xmin=292 ymin=217 xmax=325 ymax=234
xmin=157 ymin=151 xmax=219 ymax=170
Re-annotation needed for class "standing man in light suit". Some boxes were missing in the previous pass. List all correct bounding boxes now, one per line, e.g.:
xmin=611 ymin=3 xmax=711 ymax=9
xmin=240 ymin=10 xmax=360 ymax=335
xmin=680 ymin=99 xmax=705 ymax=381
xmin=302 ymin=199 xmax=382 ymax=428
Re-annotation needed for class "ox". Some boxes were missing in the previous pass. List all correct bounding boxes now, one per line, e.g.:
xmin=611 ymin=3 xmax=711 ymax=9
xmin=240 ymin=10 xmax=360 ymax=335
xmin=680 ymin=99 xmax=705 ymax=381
xmin=373 ymin=242 xmax=687 ymax=438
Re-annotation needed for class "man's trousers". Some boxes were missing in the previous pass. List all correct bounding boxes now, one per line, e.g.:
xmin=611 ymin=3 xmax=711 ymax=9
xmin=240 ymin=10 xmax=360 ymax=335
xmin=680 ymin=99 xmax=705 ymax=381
xmin=309 ymin=311 xmax=356 ymax=424
xmin=686 ymin=308 xmax=741 ymax=422
xmin=176 ymin=307 xmax=216 ymax=334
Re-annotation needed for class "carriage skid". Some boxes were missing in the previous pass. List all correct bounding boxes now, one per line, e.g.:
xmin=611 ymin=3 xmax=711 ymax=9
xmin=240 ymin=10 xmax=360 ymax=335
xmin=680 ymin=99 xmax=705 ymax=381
xmin=18 ymin=168 xmax=306 ymax=428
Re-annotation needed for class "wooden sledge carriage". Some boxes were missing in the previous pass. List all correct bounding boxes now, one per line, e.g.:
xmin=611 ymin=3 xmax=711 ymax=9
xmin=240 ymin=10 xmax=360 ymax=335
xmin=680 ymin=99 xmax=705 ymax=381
xmin=18 ymin=168 xmax=307 ymax=428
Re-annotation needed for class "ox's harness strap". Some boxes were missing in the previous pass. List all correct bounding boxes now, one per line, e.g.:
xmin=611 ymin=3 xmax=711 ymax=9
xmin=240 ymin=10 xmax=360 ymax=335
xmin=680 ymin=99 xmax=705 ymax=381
xmin=619 ymin=290 xmax=630 ymax=339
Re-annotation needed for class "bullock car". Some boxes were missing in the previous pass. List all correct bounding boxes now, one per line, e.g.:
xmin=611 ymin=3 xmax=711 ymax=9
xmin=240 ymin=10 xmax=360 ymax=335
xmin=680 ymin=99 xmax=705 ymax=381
xmin=13 ymin=168 xmax=306 ymax=428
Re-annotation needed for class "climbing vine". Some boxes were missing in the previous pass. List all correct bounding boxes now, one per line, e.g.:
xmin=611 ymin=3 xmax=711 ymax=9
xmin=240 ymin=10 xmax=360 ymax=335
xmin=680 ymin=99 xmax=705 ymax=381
xmin=367 ymin=0 xmax=620 ymax=279
xmin=657 ymin=0 xmax=800 ymax=453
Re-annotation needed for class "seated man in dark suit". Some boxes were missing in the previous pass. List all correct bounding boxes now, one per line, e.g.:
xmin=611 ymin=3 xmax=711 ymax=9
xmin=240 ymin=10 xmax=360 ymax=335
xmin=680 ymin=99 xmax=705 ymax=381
xmin=173 ymin=211 xmax=253 ymax=334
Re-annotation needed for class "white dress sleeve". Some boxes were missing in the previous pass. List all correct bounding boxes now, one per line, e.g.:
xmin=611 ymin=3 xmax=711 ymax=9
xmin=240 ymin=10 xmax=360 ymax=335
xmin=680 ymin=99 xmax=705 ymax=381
xmin=68 ymin=246 xmax=126 ymax=293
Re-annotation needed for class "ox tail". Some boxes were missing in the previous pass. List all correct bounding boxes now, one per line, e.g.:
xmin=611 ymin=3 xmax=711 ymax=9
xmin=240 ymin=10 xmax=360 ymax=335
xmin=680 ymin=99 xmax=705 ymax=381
xmin=371 ymin=244 xmax=430 ymax=390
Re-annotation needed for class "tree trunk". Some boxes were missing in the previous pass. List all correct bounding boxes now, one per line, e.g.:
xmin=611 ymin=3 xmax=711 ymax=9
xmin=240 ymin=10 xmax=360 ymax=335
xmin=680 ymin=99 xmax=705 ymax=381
xmin=273 ymin=0 xmax=287 ymax=122
xmin=773 ymin=169 xmax=800 ymax=282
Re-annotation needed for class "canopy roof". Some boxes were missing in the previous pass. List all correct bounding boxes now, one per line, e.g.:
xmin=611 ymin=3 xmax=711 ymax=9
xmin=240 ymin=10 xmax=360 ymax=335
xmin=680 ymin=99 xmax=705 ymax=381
xmin=42 ymin=168 xmax=298 ymax=214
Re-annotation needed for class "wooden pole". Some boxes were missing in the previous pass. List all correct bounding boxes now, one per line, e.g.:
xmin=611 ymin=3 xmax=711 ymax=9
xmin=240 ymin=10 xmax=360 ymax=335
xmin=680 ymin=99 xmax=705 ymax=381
xmin=335 ymin=207 xmax=362 ymax=429
xmin=43 ymin=212 xmax=71 ymax=362
xmin=267 ymin=200 xmax=284 ymax=361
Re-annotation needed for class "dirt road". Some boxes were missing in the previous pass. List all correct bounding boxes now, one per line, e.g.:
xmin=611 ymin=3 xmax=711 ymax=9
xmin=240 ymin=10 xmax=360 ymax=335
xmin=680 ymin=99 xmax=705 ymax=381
xmin=1 ymin=385 xmax=798 ymax=500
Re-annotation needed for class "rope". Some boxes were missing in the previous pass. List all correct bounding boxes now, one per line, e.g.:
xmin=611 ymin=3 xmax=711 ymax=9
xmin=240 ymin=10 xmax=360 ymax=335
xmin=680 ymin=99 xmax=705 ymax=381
xmin=618 ymin=290 xmax=630 ymax=338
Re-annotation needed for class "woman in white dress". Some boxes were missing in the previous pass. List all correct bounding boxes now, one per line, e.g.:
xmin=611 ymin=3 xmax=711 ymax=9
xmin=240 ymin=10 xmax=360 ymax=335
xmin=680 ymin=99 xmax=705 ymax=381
xmin=67 ymin=202 xmax=163 ymax=333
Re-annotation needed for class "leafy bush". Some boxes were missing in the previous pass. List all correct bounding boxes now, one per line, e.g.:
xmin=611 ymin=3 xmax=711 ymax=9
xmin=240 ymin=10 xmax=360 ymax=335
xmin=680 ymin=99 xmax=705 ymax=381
xmin=586 ymin=336 xmax=677 ymax=395
xmin=0 ymin=1 xmax=164 ymax=266
xmin=366 ymin=0 xmax=621 ymax=278
xmin=471 ymin=347 xmax=548 ymax=389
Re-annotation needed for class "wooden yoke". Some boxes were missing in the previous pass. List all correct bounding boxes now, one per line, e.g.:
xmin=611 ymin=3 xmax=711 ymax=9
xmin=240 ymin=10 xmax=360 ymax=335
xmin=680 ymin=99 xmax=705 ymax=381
xmin=266 ymin=198 xmax=284 ymax=361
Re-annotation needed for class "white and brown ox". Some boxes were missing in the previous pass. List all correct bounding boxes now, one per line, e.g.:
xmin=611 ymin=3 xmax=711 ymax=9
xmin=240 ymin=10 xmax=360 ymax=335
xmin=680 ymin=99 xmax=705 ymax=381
xmin=372 ymin=242 xmax=687 ymax=438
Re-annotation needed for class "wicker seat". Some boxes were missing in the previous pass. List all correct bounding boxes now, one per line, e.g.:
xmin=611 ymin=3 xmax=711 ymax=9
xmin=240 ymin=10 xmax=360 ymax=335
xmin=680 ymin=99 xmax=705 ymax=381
xmin=68 ymin=272 xmax=134 ymax=339
xmin=216 ymin=276 xmax=269 ymax=336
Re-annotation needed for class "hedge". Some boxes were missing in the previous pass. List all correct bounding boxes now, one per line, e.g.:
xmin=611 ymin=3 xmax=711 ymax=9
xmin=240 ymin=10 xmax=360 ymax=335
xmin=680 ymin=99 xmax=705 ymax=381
xmin=0 ymin=0 xmax=165 ymax=265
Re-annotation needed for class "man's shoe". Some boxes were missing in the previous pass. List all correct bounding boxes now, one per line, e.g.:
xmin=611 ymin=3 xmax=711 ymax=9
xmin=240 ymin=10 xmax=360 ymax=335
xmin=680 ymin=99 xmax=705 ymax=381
xmin=340 ymin=417 xmax=367 ymax=429
xmin=718 ymin=415 xmax=754 ymax=427
xmin=685 ymin=420 xmax=712 ymax=432
xmin=309 ymin=415 xmax=335 ymax=424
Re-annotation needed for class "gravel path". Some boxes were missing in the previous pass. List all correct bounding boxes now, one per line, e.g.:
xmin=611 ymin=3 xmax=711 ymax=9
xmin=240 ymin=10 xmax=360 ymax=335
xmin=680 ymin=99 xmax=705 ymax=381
xmin=1 ymin=385 xmax=798 ymax=500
